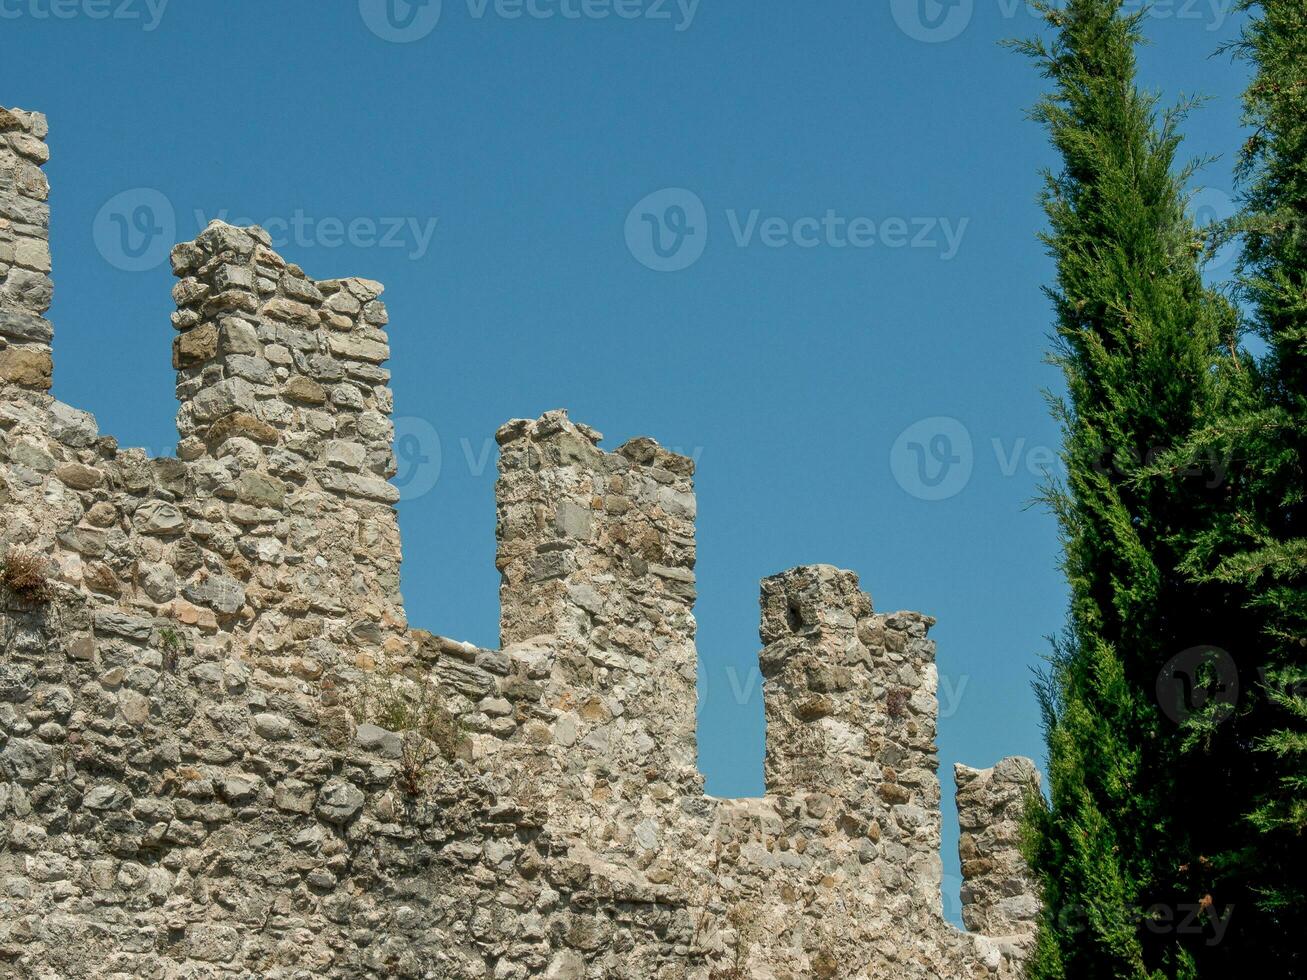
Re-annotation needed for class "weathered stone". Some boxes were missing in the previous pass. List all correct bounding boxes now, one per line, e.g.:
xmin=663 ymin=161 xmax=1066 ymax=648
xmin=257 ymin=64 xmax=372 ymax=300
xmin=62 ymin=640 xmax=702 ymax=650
xmin=0 ymin=347 xmax=52 ymax=388
xmin=283 ymin=375 xmax=327 ymax=405
xmin=224 ymin=354 xmax=274 ymax=384
xmin=134 ymin=499 xmax=185 ymax=535
xmin=253 ymin=713 xmax=293 ymax=740
xmin=139 ymin=563 xmax=177 ymax=602
xmin=94 ymin=610 xmax=153 ymax=642
xmin=118 ymin=690 xmax=150 ymax=725
xmin=173 ymin=322 xmax=218 ymax=367
xmin=206 ymin=411 xmax=278 ymax=446
xmin=263 ymin=296 xmax=316 ymax=324
xmin=1 ymin=738 xmax=52 ymax=783
xmin=324 ymin=439 xmax=366 ymax=470
xmin=83 ymin=785 xmax=131 ymax=811
xmin=234 ymin=471 xmax=285 ymax=508
xmin=183 ymin=575 xmax=245 ymax=615
xmin=315 ymin=778 xmax=365 ymax=824
xmin=53 ymin=462 xmax=101 ymax=490
xmin=13 ymin=237 xmax=50 ymax=272
xmin=544 ymin=951 xmax=586 ymax=979
xmin=190 ymin=377 xmax=255 ymax=422
xmin=0 ymin=310 xmax=53 ymax=342
xmin=356 ymin=723 xmax=403 ymax=758
xmin=2 ymin=268 xmax=52 ymax=311
xmin=219 ymin=773 xmax=260 ymax=803
xmin=47 ymin=401 xmax=98 ymax=447
xmin=168 ymin=598 xmax=218 ymax=631
xmin=327 ymin=332 xmax=389 ymax=364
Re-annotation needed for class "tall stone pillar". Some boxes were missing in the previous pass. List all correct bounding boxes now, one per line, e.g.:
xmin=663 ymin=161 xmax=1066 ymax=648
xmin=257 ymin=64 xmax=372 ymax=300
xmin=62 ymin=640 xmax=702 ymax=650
xmin=0 ymin=107 xmax=54 ymax=394
xmin=495 ymin=409 xmax=700 ymax=793
xmin=164 ymin=221 xmax=405 ymax=669
xmin=760 ymin=564 xmax=943 ymax=904
xmin=955 ymin=758 xmax=1042 ymax=938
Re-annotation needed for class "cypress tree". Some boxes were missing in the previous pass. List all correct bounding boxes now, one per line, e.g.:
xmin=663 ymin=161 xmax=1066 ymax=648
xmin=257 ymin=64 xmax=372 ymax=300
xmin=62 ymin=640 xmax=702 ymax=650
xmin=1012 ymin=2 xmax=1238 ymax=976
xmin=1232 ymin=0 xmax=1307 ymax=902
xmin=1140 ymin=2 xmax=1307 ymax=973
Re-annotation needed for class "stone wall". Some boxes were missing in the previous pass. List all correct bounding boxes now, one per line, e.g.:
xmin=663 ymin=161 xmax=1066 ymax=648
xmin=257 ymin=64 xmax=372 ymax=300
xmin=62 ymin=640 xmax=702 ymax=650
xmin=496 ymin=413 xmax=700 ymax=797
xmin=0 ymin=107 xmax=54 ymax=393
xmin=955 ymin=759 xmax=1042 ymax=939
xmin=0 ymin=106 xmax=1040 ymax=979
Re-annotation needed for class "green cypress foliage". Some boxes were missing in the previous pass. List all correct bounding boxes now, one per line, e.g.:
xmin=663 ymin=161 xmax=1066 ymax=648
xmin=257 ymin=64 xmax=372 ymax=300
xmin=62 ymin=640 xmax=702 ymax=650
xmin=1139 ymin=2 xmax=1307 ymax=973
xmin=1012 ymin=1 xmax=1238 ymax=975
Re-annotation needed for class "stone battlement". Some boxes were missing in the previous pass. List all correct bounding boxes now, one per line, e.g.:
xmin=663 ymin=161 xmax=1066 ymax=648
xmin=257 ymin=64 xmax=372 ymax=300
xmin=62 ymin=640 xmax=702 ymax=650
xmin=0 ymin=108 xmax=1040 ymax=979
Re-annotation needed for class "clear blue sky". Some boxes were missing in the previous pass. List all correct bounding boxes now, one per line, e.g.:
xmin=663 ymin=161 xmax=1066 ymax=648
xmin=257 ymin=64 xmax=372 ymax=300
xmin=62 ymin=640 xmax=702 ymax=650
xmin=2 ymin=0 xmax=1250 ymax=923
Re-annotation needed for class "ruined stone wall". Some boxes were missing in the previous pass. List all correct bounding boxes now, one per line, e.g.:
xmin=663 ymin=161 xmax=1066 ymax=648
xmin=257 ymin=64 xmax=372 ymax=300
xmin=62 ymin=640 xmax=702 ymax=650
xmin=0 ymin=107 xmax=53 ymax=393
xmin=0 ymin=107 xmax=1040 ymax=979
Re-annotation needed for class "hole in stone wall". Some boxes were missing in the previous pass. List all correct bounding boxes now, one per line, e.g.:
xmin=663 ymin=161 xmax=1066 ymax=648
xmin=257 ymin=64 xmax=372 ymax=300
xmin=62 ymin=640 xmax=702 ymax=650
xmin=785 ymin=598 xmax=803 ymax=633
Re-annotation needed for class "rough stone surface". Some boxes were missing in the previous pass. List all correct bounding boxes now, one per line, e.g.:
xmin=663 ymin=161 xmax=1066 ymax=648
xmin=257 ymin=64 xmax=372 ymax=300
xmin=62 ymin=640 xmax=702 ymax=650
xmin=0 ymin=107 xmax=1040 ymax=978
xmin=956 ymin=758 xmax=1043 ymax=938
xmin=0 ymin=120 xmax=54 ymax=397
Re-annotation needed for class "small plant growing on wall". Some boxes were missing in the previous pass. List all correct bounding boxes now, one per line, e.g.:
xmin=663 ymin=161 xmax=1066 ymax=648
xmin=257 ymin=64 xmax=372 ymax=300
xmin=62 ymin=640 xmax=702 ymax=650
xmin=1 ymin=547 xmax=52 ymax=603
xmin=709 ymin=905 xmax=754 ymax=979
xmin=399 ymin=732 xmax=434 ymax=797
xmin=347 ymin=669 xmax=468 ymax=795
xmin=158 ymin=626 xmax=184 ymax=673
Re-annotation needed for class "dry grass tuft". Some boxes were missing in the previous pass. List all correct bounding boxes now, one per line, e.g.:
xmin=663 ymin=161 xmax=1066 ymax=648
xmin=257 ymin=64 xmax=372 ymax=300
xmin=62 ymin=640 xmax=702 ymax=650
xmin=1 ymin=547 xmax=52 ymax=603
